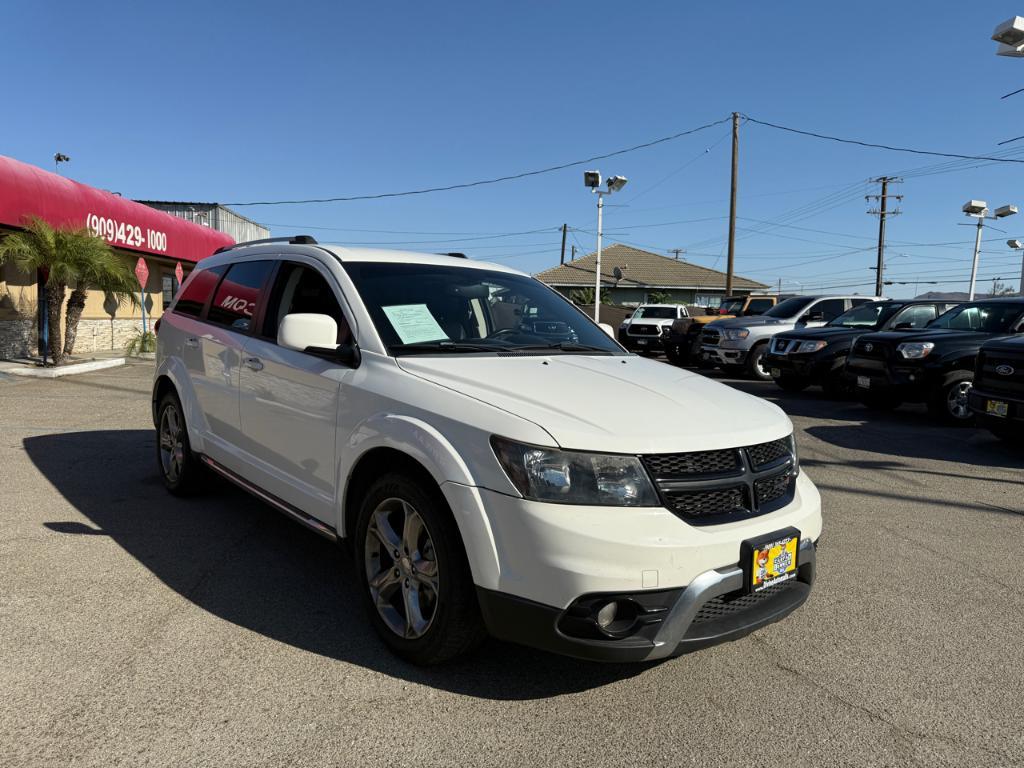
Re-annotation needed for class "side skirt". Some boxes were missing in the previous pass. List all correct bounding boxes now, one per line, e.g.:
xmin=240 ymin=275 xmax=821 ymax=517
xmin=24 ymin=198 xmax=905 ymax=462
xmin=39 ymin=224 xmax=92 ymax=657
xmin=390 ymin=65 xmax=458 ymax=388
xmin=199 ymin=455 xmax=339 ymax=542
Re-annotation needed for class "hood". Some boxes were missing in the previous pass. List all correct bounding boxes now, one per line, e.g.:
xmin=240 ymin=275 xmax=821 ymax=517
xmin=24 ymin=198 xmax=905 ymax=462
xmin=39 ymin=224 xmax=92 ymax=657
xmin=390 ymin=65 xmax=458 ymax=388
xmin=774 ymin=326 xmax=869 ymax=342
xmin=710 ymin=315 xmax=791 ymax=329
xmin=859 ymin=329 xmax=1002 ymax=345
xmin=626 ymin=317 xmax=675 ymax=326
xmin=396 ymin=354 xmax=790 ymax=454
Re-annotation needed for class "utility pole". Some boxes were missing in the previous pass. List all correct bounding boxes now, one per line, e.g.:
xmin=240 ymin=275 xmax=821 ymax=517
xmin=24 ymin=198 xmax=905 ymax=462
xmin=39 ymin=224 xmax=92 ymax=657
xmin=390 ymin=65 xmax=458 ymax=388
xmin=777 ymin=277 xmax=782 ymax=296
xmin=726 ymin=112 xmax=740 ymax=296
xmin=571 ymin=245 xmax=577 ymax=261
xmin=867 ymin=176 xmax=902 ymax=296
xmin=559 ymin=224 xmax=567 ymax=265
xmin=669 ymin=248 xmax=685 ymax=260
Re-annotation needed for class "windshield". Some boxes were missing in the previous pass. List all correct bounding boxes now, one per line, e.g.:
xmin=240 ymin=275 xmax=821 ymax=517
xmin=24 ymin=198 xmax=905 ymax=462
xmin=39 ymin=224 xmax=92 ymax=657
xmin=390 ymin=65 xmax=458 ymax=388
xmin=827 ymin=302 xmax=902 ymax=329
xmin=717 ymin=298 xmax=745 ymax=315
xmin=634 ymin=306 xmax=677 ymax=319
xmin=763 ymin=296 xmax=815 ymax=318
xmin=341 ymin=262 xmax=624 ymax=355
xmin=928 ymin=302 xmax=1024 ymax=333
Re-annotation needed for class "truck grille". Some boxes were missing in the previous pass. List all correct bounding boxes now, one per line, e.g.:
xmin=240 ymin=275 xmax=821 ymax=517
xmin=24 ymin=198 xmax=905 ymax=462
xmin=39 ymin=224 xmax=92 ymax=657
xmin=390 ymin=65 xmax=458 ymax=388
xmin=701 ymin=328 xmax=721 ymax=346
xmin=976 ymin=349 xmax=1024 ymax=396
xmin=770 ymin=338 xmax=796 ymax=355
xmin=629 ymin=324 xmax=661 ymax=336
xmin=642 ymin=438 xmax=798 ymax=525
xmin=852 ymin=338 xmax=890 ymax=359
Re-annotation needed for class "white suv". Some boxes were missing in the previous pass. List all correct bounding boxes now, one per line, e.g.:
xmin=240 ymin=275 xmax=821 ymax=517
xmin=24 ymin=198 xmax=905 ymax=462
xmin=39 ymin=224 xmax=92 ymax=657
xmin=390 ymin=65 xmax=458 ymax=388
xmin=153 ymin=236 xmax=822 ymax=664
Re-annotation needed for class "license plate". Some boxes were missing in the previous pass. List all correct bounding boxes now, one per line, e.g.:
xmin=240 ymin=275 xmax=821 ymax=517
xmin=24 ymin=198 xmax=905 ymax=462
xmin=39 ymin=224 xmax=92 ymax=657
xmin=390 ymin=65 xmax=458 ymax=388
xmin=987 ymin=399 xmax=1009 ymax=418
xmin=637 ymin=339 xmax=648 ymax=345
xmin=771 ymin=367 xmax=781 ymax=378
xmin=857 ymin=376 xmax=870 ymax=389
xmin=742 ymin=528 xmax=800 ymax=593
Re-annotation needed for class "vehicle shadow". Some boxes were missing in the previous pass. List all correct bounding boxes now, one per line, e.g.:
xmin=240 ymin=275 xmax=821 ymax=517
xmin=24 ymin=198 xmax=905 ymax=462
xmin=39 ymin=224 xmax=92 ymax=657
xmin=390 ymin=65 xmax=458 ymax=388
xmin=23 ymin=429 xmax=651 ymax=701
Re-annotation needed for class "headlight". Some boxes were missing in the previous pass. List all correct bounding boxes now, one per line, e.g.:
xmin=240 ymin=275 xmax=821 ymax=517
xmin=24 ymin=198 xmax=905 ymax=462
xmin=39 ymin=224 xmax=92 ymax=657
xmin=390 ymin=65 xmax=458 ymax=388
xmin=491 ymin=437 xmax=659 ymax=506
xmin=897 ymin=342 xmax=935 ymax=359
xmin=795 ymin=340 xmax=827 ymax=353
xmin=722 ymin=328 xmax=750 ymax=340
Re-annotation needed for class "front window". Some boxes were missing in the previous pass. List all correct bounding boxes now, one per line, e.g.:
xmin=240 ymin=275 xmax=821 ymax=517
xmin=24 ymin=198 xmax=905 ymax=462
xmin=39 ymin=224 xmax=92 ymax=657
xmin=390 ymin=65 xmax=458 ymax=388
xmin=718 ymin=298 xmax=745 ymax=315
xmin=828 ymin=302 xmax=902 ymax=329
xmin=633 ymin=306 xmax=677 ymax=319
xmin=928 ymin=302 xmax=1024 ymax=333
xmin=341 ymin=262 xmax=624 ymax=355
xmin=764 ymin=296 xmax=815 ymax=318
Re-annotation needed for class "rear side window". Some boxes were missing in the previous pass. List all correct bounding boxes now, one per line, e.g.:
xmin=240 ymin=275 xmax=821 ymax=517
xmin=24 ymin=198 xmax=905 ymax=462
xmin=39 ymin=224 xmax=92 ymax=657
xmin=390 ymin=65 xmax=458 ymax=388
xmin=812 ymin=298 xmax=846 ymax=321
xmin=207 ymin=261 xmax=275 ymax=333
xmin=173 ymin=265 xmax=226 ymax=318
xmin=746 ymin=298 xmax=774 ymax=314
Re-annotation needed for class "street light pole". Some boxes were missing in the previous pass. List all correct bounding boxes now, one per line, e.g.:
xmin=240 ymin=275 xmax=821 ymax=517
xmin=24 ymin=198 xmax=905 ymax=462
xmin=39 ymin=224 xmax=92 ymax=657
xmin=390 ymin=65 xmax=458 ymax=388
xmin=969 ymin=215 xmax=985 ymax=301
xmin=594 ymin=191 xmax=604 ymax=322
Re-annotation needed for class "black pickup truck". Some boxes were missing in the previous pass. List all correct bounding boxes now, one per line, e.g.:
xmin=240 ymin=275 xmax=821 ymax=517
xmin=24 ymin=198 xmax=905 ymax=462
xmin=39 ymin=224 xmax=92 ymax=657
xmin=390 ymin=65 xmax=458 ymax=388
xmin=968 ymin=336 xmax=1024 ymax=441
xmin=844 ymin=298 xmax=1024 ymax=424
xmin=764 ymin=300 xmax=953 ymax=396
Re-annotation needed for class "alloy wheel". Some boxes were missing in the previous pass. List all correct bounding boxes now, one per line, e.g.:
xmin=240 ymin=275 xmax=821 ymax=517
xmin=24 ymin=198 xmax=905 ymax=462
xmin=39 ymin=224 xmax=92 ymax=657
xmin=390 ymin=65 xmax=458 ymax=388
xmin=947 ymin=381 xmax=973 ymax=420
xmin=158 ymin=405 xmax=185 ymax=483
xmin=364 ymin=498 xmax=439 ymax=639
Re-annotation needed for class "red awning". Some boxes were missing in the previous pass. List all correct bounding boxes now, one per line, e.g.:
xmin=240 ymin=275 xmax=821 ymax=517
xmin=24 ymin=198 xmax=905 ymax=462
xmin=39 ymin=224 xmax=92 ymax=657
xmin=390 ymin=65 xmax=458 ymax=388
xmin=0 ymin=155 xmax=234 ymax=263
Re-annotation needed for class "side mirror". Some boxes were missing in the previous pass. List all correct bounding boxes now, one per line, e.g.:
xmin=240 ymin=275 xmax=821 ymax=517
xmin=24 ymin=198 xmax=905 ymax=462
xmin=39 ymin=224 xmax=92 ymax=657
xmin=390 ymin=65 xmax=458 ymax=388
xmin=278 ymin=313 xmax=361 ymax=367
xmin=801 ymin=311 xmax=824 ymax=323
xmin=598 ymin=322 xmax=615 ymax=338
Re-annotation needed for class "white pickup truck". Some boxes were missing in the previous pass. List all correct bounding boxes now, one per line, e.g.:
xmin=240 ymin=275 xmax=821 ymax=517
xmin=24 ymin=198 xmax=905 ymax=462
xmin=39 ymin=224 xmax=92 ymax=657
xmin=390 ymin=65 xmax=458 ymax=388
xmin=618 ymin=304 xmax=689 ymax=353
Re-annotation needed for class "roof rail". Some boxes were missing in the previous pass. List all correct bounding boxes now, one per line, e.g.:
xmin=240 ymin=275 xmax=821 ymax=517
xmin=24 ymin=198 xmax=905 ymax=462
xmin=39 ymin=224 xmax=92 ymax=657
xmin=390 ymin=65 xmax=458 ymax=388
xmin=214 ymin=235 xmax=318 ymax=254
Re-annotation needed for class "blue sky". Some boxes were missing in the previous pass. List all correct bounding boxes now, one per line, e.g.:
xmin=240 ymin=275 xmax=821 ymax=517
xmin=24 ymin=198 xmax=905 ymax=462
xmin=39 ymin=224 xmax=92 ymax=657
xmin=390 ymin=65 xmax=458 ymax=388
xmin=5 ymin=1 xmax=1024 ymax=297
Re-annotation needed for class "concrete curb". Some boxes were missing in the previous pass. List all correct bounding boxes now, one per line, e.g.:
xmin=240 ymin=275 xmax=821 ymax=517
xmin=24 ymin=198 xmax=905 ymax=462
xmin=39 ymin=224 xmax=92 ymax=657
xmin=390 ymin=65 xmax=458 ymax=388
xmin=6 ymin=358 xmax=127 ymax=378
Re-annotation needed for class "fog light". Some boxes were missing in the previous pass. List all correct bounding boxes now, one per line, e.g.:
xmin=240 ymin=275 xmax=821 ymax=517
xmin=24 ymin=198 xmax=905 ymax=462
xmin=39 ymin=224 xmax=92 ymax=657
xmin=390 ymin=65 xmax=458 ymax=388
xmin=596 ymin=601 xmax=618 ymax=629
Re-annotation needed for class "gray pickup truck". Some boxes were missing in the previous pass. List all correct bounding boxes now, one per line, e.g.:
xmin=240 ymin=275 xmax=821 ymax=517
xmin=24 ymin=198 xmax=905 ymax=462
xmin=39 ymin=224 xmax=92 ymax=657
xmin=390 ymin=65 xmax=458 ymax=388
xmin=701 ymin=295 xmax=881 ymax=379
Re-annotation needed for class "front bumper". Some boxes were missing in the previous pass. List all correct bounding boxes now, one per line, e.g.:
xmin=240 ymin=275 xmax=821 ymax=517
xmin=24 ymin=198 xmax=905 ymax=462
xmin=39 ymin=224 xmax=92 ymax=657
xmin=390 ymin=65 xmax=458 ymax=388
xmin=702 ymin=343 xmax=749 ymax=365
xmin=623 ymin=334 xmax=668 ymax=351
xmin=442 ymin=473 xmax=822 ymax=661
xmin=968 ymin=387 xmax=1024 ymax=424
xmin=478 ymin=539 xmax=816 ymax=662
xmin=764 ymin=351 xmax=839 ymax=382
xmin=843 ymin=358 xmax=936 ymax=401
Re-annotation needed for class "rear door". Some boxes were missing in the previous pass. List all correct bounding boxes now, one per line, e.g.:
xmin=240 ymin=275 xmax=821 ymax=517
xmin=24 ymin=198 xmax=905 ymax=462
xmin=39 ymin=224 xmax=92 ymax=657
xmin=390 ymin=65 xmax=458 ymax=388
xmin=237 ymin=259 xmax=354 ymax=523
xmin=190 ymin=259 xmax=275 ymax=468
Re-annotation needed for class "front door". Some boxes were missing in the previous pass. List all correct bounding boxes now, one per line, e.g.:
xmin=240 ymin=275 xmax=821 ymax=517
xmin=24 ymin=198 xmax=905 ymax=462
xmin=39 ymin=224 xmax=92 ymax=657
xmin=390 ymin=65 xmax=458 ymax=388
xmin=237 ymin=260 xmax=353 ymax=523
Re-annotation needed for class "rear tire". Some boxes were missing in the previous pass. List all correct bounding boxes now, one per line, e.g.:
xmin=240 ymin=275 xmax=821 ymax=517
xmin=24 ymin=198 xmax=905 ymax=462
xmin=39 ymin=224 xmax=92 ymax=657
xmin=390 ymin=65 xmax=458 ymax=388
xmin=746 ymin=342 xmax=772 ymax=381
xmin=355 ymin=472 xmax=485 ymax=665
xmin=774 ymin=375 xmax=809 ymax=393
xmin=927 ymin=371 xmax=975 ymax=425
xmin=156 ymin=391 xmax=206 ymax=496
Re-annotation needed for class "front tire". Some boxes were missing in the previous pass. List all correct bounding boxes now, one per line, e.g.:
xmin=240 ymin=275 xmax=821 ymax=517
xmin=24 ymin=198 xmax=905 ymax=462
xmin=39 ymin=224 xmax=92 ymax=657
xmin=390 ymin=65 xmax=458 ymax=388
xmin=746 ymin=342 xmax=772 ymax=380
xmin=156 ymin=391 xmax=206 ymax=496
xmin=355 ymin=472 xmax=485 ymax=665
xmin=927 ymin=371 xmax=975 ymax=425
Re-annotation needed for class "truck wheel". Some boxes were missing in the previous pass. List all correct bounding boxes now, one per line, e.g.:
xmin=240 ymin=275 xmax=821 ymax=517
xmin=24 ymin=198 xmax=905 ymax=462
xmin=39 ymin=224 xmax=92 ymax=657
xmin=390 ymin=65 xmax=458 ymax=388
xmin=774 ymin=375 xmax=809 ymax=393
xmin=927 ymin=371 xmax=974 ymax=425
xmin=665 ymin=345 xmax=682 ymax=365
xmin=156 ymin=391 xmax=207 ymax=496
xmin=356 ymin=472 xmax=485 ymax=665
xmin=746 ymin=342 xmax=772 ymax=381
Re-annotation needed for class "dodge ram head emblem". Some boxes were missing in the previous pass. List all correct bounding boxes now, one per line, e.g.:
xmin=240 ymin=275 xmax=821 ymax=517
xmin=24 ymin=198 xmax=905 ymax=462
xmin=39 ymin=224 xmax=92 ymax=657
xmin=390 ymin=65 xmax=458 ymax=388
xmin=996 ymin=364 xmax=1015 ymax=376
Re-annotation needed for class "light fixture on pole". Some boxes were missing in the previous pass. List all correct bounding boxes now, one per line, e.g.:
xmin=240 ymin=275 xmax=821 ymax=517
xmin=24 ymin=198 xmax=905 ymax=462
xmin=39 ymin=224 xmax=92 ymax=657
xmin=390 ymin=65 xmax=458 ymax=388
xmin=993 ymin=16 xmax=1024 ymax=56
xmin=583 ymin=171 xmax=628 ymax=322
xmin=53 ymin=153 xmax=70 ymax=174
xmin=963 ymin=200 xmax=1017 ymax=300
xmin=1008 ymin=239 xmax=1024 ymax=295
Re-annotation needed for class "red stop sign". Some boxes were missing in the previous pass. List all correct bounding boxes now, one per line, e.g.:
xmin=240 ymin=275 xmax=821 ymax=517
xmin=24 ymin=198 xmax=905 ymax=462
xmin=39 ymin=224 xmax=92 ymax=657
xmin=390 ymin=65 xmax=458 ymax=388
xmin=134 ymin=257 xmax=149 ymax=289
xmin=174 ymin=261 xmax=184 ymax=286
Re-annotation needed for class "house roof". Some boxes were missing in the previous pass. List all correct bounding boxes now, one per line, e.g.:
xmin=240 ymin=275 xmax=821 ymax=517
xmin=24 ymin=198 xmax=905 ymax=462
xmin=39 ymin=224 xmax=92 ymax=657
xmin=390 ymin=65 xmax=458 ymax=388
xmin=534 ymin=243 xmax=768 ymax=291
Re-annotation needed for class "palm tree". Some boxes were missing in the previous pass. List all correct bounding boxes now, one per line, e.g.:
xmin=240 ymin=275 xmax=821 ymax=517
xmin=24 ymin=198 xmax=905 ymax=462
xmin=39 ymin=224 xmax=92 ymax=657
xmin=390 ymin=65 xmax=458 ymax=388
xmin=63 ymin=243 xmax=139 ymax=357
xmin=0 ymin=217 xmax=137 ymax=364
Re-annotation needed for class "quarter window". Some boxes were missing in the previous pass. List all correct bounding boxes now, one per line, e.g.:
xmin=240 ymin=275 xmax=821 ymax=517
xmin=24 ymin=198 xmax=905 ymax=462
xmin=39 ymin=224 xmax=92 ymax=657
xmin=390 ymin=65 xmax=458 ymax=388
xmin=207 ymin=261 xmax=274 ymax=333
xmin=811 ymin=299 xmax=846 ymax=321
xmin=173 ymin=265 xmax=226 ymax=318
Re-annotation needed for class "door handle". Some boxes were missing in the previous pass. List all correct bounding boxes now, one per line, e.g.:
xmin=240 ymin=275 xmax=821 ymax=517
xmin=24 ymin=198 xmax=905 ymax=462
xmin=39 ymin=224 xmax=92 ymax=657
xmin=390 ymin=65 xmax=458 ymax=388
xmin=243 ymin=356 xmax=264 ymax=372
xmin=184 ymin=336 xmax=199 ymax=349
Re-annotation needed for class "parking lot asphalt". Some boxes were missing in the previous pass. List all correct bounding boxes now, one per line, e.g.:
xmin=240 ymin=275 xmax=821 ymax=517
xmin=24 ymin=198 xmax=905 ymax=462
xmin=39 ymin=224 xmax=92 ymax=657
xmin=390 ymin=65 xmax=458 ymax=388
xmin=1 ymin=361 xmax=1022 ymax=768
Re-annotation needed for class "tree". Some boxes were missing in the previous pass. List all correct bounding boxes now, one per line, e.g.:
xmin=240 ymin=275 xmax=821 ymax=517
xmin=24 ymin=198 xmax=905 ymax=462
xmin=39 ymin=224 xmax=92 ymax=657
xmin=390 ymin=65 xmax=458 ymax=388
xmin=0 ymin=217 xmax=137 ymax=364
xmin=569 ymin=287 xmax=615 ymax=305
xmin=647 ymin=291 xmax=672 ymax=304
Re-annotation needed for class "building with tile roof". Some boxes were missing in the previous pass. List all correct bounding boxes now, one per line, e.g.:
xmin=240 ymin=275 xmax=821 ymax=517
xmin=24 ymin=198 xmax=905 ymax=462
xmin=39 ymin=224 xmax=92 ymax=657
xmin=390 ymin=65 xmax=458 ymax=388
xmin=535 ymin=243 xmax=770 ymax=306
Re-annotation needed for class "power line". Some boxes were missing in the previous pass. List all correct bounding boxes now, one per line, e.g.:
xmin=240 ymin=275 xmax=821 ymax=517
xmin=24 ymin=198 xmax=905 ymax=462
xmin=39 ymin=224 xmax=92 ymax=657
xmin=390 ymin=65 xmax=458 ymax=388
xmin=744 ymin=115 xmax=1024 ymax=164
xmin=224 ymin=116 xmax=732 ymax=206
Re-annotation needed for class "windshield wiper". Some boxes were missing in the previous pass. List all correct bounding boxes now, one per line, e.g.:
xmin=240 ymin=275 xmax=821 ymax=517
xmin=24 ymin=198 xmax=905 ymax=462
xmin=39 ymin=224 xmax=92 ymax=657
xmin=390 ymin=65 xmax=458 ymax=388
xmin=391 ymin=341 xmax=497 ymax=355
xmin=512 ymin=342 xmax=614 ymax=354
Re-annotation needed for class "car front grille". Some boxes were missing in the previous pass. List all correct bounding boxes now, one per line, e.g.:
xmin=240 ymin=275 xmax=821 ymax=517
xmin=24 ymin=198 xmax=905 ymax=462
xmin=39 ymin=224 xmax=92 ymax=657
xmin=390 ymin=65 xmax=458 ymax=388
xmin=701 ymin=328 xmax=721 ymax=346
xmin=642 ymin=437 xmax=797 ymax=525
xmin=976 ymin=350 xmax=1024 ymax=396
xmin=853 ymin=338 xmax=889 ymax=359
xmin=629 ymin=324 xmax=661 ymax=336
xmin=770 ymin=337 xmax=796 ymax=355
